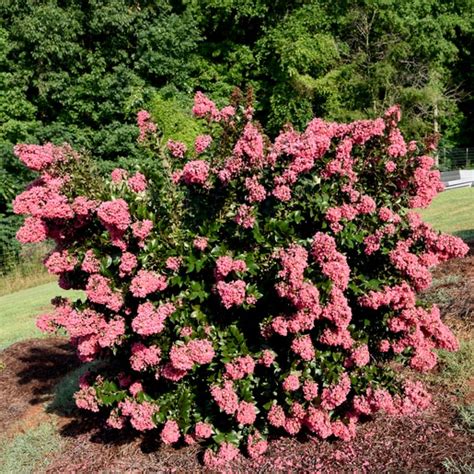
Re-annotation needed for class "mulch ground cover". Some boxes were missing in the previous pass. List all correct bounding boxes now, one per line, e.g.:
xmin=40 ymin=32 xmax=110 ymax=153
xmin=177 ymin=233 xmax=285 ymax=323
xmin=0 ymin=252 xmax=473 ymax=473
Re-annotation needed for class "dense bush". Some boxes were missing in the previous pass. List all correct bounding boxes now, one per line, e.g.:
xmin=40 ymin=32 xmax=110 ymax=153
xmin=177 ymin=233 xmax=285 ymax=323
xmin=14 ymin=91 xmax=468 ymax=466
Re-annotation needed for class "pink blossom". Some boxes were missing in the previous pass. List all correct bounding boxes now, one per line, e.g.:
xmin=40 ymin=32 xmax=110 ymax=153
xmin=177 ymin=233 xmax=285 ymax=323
xmin=203 ymin=443 xmax=240 ymax=469
xmin=282 ymin=374 xmax=300 ymax=392
xmin=267 ymin=404 xmax=286 ymax=428
xmin=192 ymin=91 xmax=219 ymax=120
xmin=303 ymin=380 xmax=319 ymax=401
xmin=111 ymin=168 xmax=127 ymax=183
xmin=385 ymin=161 xmax=397 ymax=172
xmin=216 ymin=280 xmax=246 ymax=309
xmin=132 ymin=302 xmax=175 ymax=335
xmin=220 ymin=105 xmax=236 ymax=120
xmin=349 ymin=345 xmax=370 ymax=367
xmin=72 ymin=196 xmax=98 ymax=216
xmin=14 ymin=143 xmax=65 ymax=171
xmin=131 ymin=219 xmax=153 ymax=242
xmin=247 ymin=432 xmax=268 ymax=459
xmin=236 ymin=401 xmax=257 ymax=425
xmin=165 ymin=256 xmax=182 ymax=271
xmin=129 ymin=343 xmax=161 ymax=371
xmin=321 ymin=372 xmax=351 ymax=410
xmin=86 ymin=274 xmax=123 ymax=311
xmin=291 ymin=335 xmax=315 ymax=361
xmin=137 ymin=110 xmax=156 ymax=142
xmin=305 ymin=407 xmax=332 ymax=439
xmin=119 ymin=399 xmax=157 ymax=431
xmin=210 ymin=380 xmax=239 ymax=414
xmin=195 ymin=421 xmax=213 ymax=439
xmin=180 ymin=326 xmax=193 ymax=337
xmin=97 ymin=199 xmax=131 ymax=231
xmin=245 ymin=176 xmax=266 ymax=202
xmin=272 ymin=184 xmax=292 ymax=201
xmin=235 ymin=204 xmax=255 ymax=228
xmin=14 ymin=186 xmax=73 ymax=220
xmin=181 ymin=160 xmax=210 ymax=185
xmin=215 ymin=256 xmax=247 ymax=280
xmin=128 ymin=172 xmax=147 ymax=192
xmin=234 ymin=122 xmax=265 ymax=168
xmin=194 ymin=134 xmax=213 ymax=154
xmin=119 ymin=252 xmax=137 ymax=277
xmin=357 ymin=195 xmax=376 ymax=214
xmin=161 ymin=363 xmax=187 ymax=382
xmin=170 ymin=339 xmax=215 ymax=370
xmin=74 ymin=386 xmax=100 ymax=412
xmin=81 ymin=250 xmax=101 ymax=273
xmin=129 ymin=270 xmax=167 ymax=298
xmin=107 ymin=409 xmax=126 ymax=429
xmin=129 ymin=382 xmax=143 ymax=397
xmin=193 ymin=236 xmax=208 ymax=251
xmin=44 ymin=250 xmax=77 ymax=274
xmin=161 ymin=420 xmax=180 ymax=444
xmin=167 ymin=139 xmax=187 ymax=158
xmin=224 ymin=355 xmax=255 ymax=380
xmin=258 ymin=350 xmax=275 ymax=367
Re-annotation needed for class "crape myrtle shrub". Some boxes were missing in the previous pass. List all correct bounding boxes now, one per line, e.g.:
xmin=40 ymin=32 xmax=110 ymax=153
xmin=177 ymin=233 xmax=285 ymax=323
xmin=14 ymin=90 xmax=468 ymax=467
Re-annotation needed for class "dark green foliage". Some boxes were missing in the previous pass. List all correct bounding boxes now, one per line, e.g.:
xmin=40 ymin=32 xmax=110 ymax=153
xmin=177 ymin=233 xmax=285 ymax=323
xmin=1 ymin=0 xmax=473 ymax=268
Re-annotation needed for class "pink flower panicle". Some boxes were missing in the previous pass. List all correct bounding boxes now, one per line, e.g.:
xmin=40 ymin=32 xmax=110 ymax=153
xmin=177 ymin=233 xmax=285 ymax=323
xmin=137 ymin=110 xmax=157 ymax=142
xmin=14 ymin=143 xmax=66 ymax=171
xmin=130 ymin=343 xmax=161 ymax=371
xmin=167 ymin=139 xmax=187 ymax=158
xmin=128 ymin=172 xmax=147 ymax=192
xmin=195 ymin=134 xmax=213 ymax=154
xmin=130 ymin=270 xmax=167 ymax=298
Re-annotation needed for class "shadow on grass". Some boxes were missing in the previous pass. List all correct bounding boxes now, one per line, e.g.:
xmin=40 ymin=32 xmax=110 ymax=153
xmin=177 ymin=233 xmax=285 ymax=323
xmin=454 ymin=229 xmax=474 ymax=243
xmin=10 ymin=339 xmax=148 ymax=450
xmin=14 ymin=340 xmax=80 ymax=405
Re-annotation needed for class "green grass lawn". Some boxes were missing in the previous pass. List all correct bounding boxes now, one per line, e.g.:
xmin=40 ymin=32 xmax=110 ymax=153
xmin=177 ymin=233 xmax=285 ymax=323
xmin=419 ymin=187 xmax=474 ymax=241
xmin=0 ymin=282 xmax=82 ymax=350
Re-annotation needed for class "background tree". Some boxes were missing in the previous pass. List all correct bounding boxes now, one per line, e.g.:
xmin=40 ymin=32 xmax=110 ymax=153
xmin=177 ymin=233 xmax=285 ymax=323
xmin=1 ymin=0 xmax=473 ymax=267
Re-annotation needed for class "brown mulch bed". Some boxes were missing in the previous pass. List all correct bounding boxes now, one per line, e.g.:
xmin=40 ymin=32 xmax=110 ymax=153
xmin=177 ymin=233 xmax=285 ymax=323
xmin=0 ymin=253 xmax=473 ymax=472
xmin=0 ymin=337 xmax=80 ymax=436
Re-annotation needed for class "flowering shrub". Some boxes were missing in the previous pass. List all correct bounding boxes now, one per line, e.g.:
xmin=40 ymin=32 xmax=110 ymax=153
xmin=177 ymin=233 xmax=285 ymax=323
xmin=14 ymin=90 xmax=468 ymax=466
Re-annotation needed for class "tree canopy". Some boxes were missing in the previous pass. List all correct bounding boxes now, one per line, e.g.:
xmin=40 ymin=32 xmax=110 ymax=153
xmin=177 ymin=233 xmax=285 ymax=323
xmin=1 ymin=0 xmax=473 ymax=264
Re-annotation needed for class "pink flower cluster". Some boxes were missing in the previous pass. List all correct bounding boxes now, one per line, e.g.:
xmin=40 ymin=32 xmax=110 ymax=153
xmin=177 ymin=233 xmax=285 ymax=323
xmin=167 ymin=139 xmax=187 ymax=158
xmin=97 ymin=199 xmax=131 ymax=231
xmin=132 ymin=302 xmax=175 ymax=335
xmin=216 ymin=280 xmax=247 ymax=309
xmin=180 ymin=160 xmax=210 ymax=186
xmin=169 ymin=339 xmax=215 ymax=372
xmin=86 ymin=274 xmax=123 ymax=312
xmin=192 ymin=91 xmax=235 ymax=123
xmin=130 ymin=342 xmax=161 ymax=371
xmin=128 ymin=172 xmax=147 ymax=192
xmin=14 ymin=143 xmax=66 ymax=171
xmin=119 ymin=399 xmax=158 ymax=430
xmin=195 ymin=134 xmax=212 ymax=154
xmin=137 ymin=110 xmax=157 ymax=142
xmin=224 ymin=355 xmax=255 ymax=380
xmin=130 ymin=270 xmax=167 ymax=298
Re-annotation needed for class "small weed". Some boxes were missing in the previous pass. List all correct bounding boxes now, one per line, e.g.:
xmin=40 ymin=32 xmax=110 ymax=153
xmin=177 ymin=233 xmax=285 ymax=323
xmin=431 ymin=340 xmax=474 ymax=394
xmin=456 ymin=405 xmax=474 ymax=435
xmin=442 ymin=457 xmax=474 ymax=474
xmin=0 ymin=422 xmax=63 ymax=473
xmin=420 ymin=275 xmax=462 ymax=307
